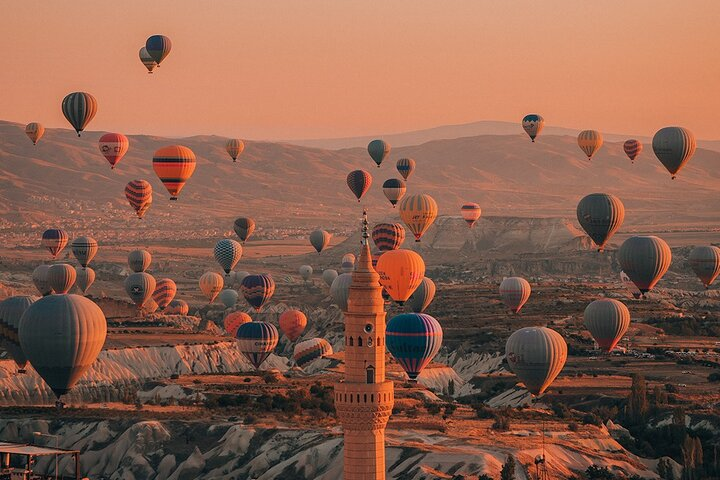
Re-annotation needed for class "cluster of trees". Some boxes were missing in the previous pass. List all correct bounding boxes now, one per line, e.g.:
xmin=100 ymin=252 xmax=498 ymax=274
xmin=646 ymin=315 xmax=720 ymax=337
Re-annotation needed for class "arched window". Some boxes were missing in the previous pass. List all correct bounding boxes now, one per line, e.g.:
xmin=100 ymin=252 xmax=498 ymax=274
xmin=371 ymin=394 xmax=374 ymax=402
xmin=367 ymin=336 xmax=373 ymax=347
xmin=377 ymin=336 xmax=381 ymax=346
xmin=366 ymin=365 xmax=375 ymax=384
xmin=349 ymin=337 xmax=353 ymax=346
xmin=358 ymin=336 xmax=363 ymax=347
xmin=364 ymin=394 xmax=367 ymax=403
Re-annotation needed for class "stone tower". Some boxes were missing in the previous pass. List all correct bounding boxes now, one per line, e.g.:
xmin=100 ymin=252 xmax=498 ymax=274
xmin=334 ymin=211 xmax=394 ymax=479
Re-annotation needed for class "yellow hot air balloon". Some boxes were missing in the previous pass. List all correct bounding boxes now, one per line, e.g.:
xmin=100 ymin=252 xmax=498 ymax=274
xmin=25 ymin=123 xmax=44 ymax=145
xmin=375 ymin=249 xmax=426 ymax=304
xmin=399 ymin=193 xmax=438 ymax=242
xmin=577 ymin=130 xmax=603 ymax=160
xmin=200 ymin=272 xmax=224 ymax=303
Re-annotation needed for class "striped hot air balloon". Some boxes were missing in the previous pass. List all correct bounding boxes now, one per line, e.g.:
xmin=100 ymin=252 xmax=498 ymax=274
xmin=75 ymin=266 xmax=95 ymax=294
xmin=0 ymin=296 xmax=38 ymax=372
xmin=32 ymin=265 xmax=53 ymax=296
xmin=226 ymin=139 xmax=245 ymax=162
xmin=280 ymin=309 xmax=308 ymax=341
xmin=125 ymin=272 xmax=156 ymax=309
xmin=166 ymin=299 xmax=189 ymax=315
xmin=396 ymin=158 xmax=415 ymax=180
xmin=372 ymin=223 xmax=405 ymax=251
xmin=617 ymin=236 xmax=672 ymax=294
xmin=139 ymin=47 xmax=156 ymax=73
xmin=499 ymin=277 xmax=531 ymax=313
xmin=346 ymin=170 xmax=372 ymax=202
xmin=199 ymin=272 xmax=224 ymax=303
xmin=128 ymin=249 xmax=152 ymax=273
xmin=61 ymin=92 xmax=97 ymax=136
xmin=71 ymin=236 xmax=98 ymax=268
xmin=98 ymin=133 xmax=129 ymax=169
xmin=505 ymin=326 xmax=567 ymax=396
xmin=293 ymin=338 xmax=333 ymax=368
xmin=223 ymin=311 xmax=251 ymax=337
xmin=652 ymin=127 xmax=696 ymax=179
xmin=460 ymin=203 xmax=482 ymax=228
xmin=584 ymin=299 xmax=630 ymax=353
xmin=382 ymin=178 xmax=406 ymax=207
xmin=330 ymin=273 xmax=352 ymax=311
xmin=25 ymin=123 xmax=44 ymax=145
xmin=688 ymin=246 xmax=720 ymax=289
xmin=521 ymin=114 xmax=544 ymax=142
xmin=48 ymin=264 xmax=76 ymax=295
xmin=236 ymin=321 xmax=279 ymax=370
xmin=214 ymin=239 xmax=243 ymax=274
xmin=623 ymin=139 xmax=643 ymax=163
xmin=376 ymin=249 xmax=425 ymax=304
xmin=152 ymin=278 xmax=177 ymax=310
xmin=233 ymin=217 xmax=256 ymax=243
xmin=576 ymin=193 xmax=625 ymax=252
xmin=152 ymin=146 xmax=197 ymax=200
xmin=125 ymin=180 xmax=153 ymax=219
xmin=309 ymin=229 xmax=332 ymax=253
xmin=240 ymin=274 xmax=275 ymax=312
xmin=41 ymin=229 xmax=68 ymax=259
xmin=399 ymin=193 xmax=438 ymax=242
xmin=145 ymin=35 xmax=172 ymax=65
xmin=368 ymin=139 xmax=390 ymax=167
xmin=386 ymin=313 xmax=443 ymax=381
xmin=577 ymin=130 xmax=603 ymax=160
xmin=406 ymin=277 xmax=436 ymax=313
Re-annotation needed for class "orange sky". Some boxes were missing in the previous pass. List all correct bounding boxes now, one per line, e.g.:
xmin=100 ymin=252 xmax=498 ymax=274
xmin=2 ymin=1 xmax=718 ymax=140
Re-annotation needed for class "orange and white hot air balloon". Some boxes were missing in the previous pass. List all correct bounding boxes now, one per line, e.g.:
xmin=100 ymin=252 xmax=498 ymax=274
xmin=460 ymin=203 xmax=482 ymax=228
xmin=577 ymin=130 xmax=603 ymax=160
xmin=223 ymin=311 xmax=252 ymax=337
xmin=375 ymin=249 xmax=426 ymax=304
xmin=279 ymin=309 xmax=308 ymax=342
xmin=98 ymin=133 xmax=129 ymax=169
xmin=25 ymin=123 xmax=44 ymax=145
xmin=399 ymin=193 xmax=438 ymax=242
xmin=199 ymin=272 xmax=224 ymax=303
xmin=152 ymin=146 xmax=197 ymax=200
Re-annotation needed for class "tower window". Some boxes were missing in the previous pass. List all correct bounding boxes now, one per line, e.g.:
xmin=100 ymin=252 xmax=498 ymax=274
xmin=367 ymin=336 xmax=373 ymax=347
xmin=366 ymin=365 xmax=375 ymax=384
xmin=358 ymin=336 xmax=363 ymax=347
xmin=349 ymin=337 xmax=353 ymax=346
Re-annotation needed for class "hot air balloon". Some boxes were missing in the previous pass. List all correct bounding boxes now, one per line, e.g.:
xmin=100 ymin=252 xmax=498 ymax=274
xmin=236 ymin=321 xmax=279 ymax=370
xmin=233 ymin=217 xmax=256 ymax=243
xmin=584 ymin=299 xmax=630 ymax=353
xmin=623 ymin=139 xmax=643 ymax=163
xmin=382 ymin=178 xmax=406 ymax=207
xmin=139 ymin=46 xmax=157 ymax=73
xmin=19 ymin=294 xmax=107 ymax=398
xmin=293 ymin=338 xmax=332 ymax=368
xmin=166 ymin=299 xmax=189 ymax=315
xmin=368 ymin=139 xmax=390 ymax=167
xmin=226 ymin=139 xmax=245 ymax=162
xmin=299 ymin=265 xmax=313 ymax=281
xmin=617 ymin=236 xmax=672 ymax=294
xmin=125 ymin=180 xmax=153 ymax=219
xmin=341 ymin=253 xmax=355 ymax=273
xmin=280 ymin=310 xmax=308 ymax=342
xmin=406 ymin=277 xmax=436 ymax=313
xmin=152 ymin=278 xmax=177 ymax=310
xmin=98 ymin=133 xmax=129 ymax=169
xmin=25 ymin=123 xmax=44 ymax=145
xmin=386 ymin=313 xmax=443 ymax=381
xmin=522 ymin=114 xmax=544 ymax=142
xmin=322 ymin=269 xmax=338 ymax=287
xmin=371 ymin=223 xmax=406 ymax=251
xmin=688 ymin=246 xmax=720 ymax=289
xmin=375 ymin=249 xmax=425 ymax=304
xmin=652 ymin=127 xmax=696 ymax=179
xmin=214 ymin=239 xmax=243 ymax=274
xmin=620 ymin=271 xmax=642 ymax=299
xmin=0 ymin=296 xmax=37 ymax=372
xmin=125 ymin=272 xmax=156 ymax=309
xmin=576 ymin=193 xmax=625 ymax=252
xmin=309 ymin=229 xmax=332 ymax=253
xmin=396 ymin=158 xmax=415 ymax=180
xmin=499 ymin=277 xmax=531 ymax=313
xmin=48 ymin=264 xmax=76 ymax=294
xmin=71 ymin=236 xmax=98 ymax=268
xmin=577 ymin=130 xmax=603 ymax=160
xmin=61 ymin=92 xmax=97 ymax=136
xmin=347 ymin=170 xmax=372 ymax=202
xmin=199 ymin=272 xmax=223 ymax=303
xmin=152 ymin=146 xmax=197 ymax=200
xmin=224 ymin=311 xmax=251 ymax=337
xmin=505 ymin=326 xmax=567 ymax=396
xmin=144 ymin=298 xmax=159 ymax=314
xmin=330 ymin=273 xmax=352 ymax=310
xmin=41 ymin=229 xmax=68 ymax=259
xmin=145 ymin=35 xmax=172 ymax=65
xmin=128 ymin=249 xmax=152 ymax=273
xmin=399 ymin=194 xmax=438 ymax=242
xmin=235 ymin=271 xmax=250 ymax=285
xmin=460 ymin=203 xmax=482 ymax=228
xmin=32 ymin=265 xmax=53 ymax=296
xmin=219 ymin=289 xmax=239 ymax=308
xmin=75 ymin=266 xmax=95 ymax=294
xmin=240 ymin=274 xmax=275 ymax=312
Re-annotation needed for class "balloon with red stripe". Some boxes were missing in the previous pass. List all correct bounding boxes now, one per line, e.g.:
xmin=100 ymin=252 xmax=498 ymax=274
xmin=152 ymin=146 xmax=197 ymax=200
xmin=98 ymin=133 xmax=129 ymax=169
xmin=386 ymin=313 xmax=443 ymax=381
xmin=623 ymin=139 xmax=643 ymax=163
xmin=125 ymin=180 xmax=153 ymax=219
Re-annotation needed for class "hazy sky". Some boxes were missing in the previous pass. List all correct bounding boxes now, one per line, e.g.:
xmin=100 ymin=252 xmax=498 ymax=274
xmin=2 ymin=1 xmax=718 ymax=140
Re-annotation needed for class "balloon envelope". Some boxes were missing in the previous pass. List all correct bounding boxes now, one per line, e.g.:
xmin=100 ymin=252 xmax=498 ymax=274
xmin=166 ymin=299 xmax=189 ymax=315
xmin=125 ymin=272 xmax=156 ymax=308
xmin=145 ymin=35 xmax=172 ymax=64
xmin=226 ymin=139 xmax=245 ymax=162
xmin=367 ymin=139 xmax=390 ymax=167
xmin=522 ymin=114 xmax=544 ymax=142
xmin=214 ymin=239 xmax=243 ymax=274
xmin=382 ymin=178 xmax=406 ymax=207
xmin=406 ymin=277 xmax=436 ymax=313
xmin=396 ymin=158 xmax=415 ymax=180
xmin=584 ymin=299 xmax=630 ymax=352
xmin=48 ymin=264 xmax=76 ymax=294
xmin=152 ymin=146 xmax=197 ymax=200
xmin=0 ymin=296 xmax=38 ymax=371
xmin=576 ymin=193 xmax=625 ymax=252
xmin=25 ymin=122 xmax=44 ymax=145
xmin=71 ymin=236 xmax=98 ymax=268
xmin=128 ymin=249 xmax=152 ymax=273
xmin=399 ymin=194 xmax=438 ymax=242
xmin=224 ymin=311 xmax=251 ymax=337
xmin=199 ymin=272 xmax=224 ymax=303
xmin=299 ymin=265 xmax=313 ymax=281
xmin=505 ymin=326 xmax=567 ymax=396
xmin=652 ymin=127 xmax=696 ymax=179
xmin=617 ymin=236 xmax=672 ymax=294
xmin=280 ymin=310 xmax=308 ymax=342
xmin=61 ymin=92 xmax=97 ymax=136
xmin=623 ymin=139 xmax=643 ymax=162
xmin=577 ymin=130 xmax=603 ymax=160
xmin=32 ymin=265 xmax=53 ymax=296
xmin=347 ymin=170 xmax=373 ymax=202
xmin=293 ymin=338 xmax=332 ymax=368
xmin=236 ymin=321 xmax=279 ymax=370
xmin=139 ymin=47 xmax=156 ymax=73
xmin=372 ymin=223 xmax=405 ymax=251
xmin=322 ymin=269 xmax=338 ymax=287
xmin=375 ymin=249 xmax=425 ymax=303
xmin=309 ymin=230 xmax=332 ymax=253
xmin=218 ymin=289 xmax=239 ymax=308
xmin=125 ymin=180 xmax=153 ymax=219
xmin=152 ymin=278 xmax=177 ymax=309
xmin=688 ymin=246 xmax=720 ymax=288
xmin=233 ymin=217 xmax=256 ymax=243
xmin=499 ymin=277 xmax=531 ymax=313
xmin=386 ymin=313 xmax=443 ymax=380
xmin=240 ymin=274 xmax=275 ymax=311
xmin=330 ymin=273 xmax=353 ymax=311
xmin=41 ymin=229 xmax=68 ymax=259
xmin=98 ymin=133 xmax=129 ymax=169
xmin=75 ymin=266 xmax=95 ymax=294
xmin=460 ymin=203 xmax=482 ymax=228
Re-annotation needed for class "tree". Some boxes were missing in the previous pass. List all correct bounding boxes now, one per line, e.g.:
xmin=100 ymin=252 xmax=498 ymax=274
xmin=627 ymin=373 xmax=648 ymax=424
xmin=500 ymin=455 xmax=516 ymax=480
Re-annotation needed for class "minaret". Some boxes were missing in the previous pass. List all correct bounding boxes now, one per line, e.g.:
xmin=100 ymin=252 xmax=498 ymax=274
xmin=334 ymin=210 xmax=394 ymax=479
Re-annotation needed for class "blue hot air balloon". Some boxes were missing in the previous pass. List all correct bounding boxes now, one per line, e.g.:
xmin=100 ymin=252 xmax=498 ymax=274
xmin=145 ymin=35 xmax=172 ymax=65
xmin=386 ymin=313 xmax=443 ymax=381
xmin=236 ymin=321 xmax=279 ymax=370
